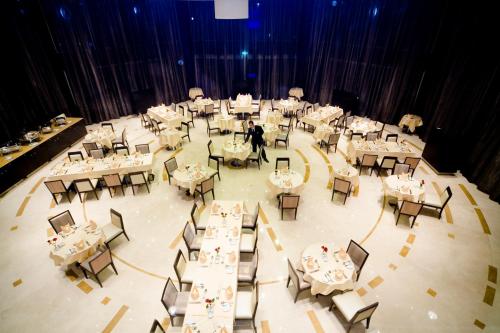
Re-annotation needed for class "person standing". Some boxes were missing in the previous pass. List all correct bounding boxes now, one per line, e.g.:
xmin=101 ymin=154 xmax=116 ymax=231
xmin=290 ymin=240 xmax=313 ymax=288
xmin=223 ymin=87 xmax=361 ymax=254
xmin=245 ymin=120 xmax=269 ymax=163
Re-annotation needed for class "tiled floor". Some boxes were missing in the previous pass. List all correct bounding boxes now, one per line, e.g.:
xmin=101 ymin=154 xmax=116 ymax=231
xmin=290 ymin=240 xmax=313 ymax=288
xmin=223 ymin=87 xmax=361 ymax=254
xmin=0 ymin=103 xmax=499 ymax=332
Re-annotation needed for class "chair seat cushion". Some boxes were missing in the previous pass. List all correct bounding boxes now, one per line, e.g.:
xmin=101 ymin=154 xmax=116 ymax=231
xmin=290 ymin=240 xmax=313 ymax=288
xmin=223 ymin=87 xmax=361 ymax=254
xmin=242 ymin=214 xmax=256 ymax=228
xmin=171 ymin=291 xmax=190 ymax=316
xmin=424 ymin=193 xmax=442 ymax=208
xmin=102 ymin=223 xmax=123 ymax=242
xmin=235 ymin=291 xmax=253 ymax=319
xmin=190 ymin=235 xmax=203 ymax=250
xmin=240 ymin=232 xmax=256 ymax=253
xmin=296 ymin=270 xmax=311 ymax=289
xmin=277 ymin=134 xmax=287 ymax=141
xmin=180 ymin=261 xmax=197 ymax=284
xmin=332 ymin=291 xmax=366 ymax=321
xmin=238 ymin=261 xmax=256 ymax=282
xmin=208 ymin=121 xmax=220 ymax=129
xmin=247 ymin=152 xmax=259 ymax=160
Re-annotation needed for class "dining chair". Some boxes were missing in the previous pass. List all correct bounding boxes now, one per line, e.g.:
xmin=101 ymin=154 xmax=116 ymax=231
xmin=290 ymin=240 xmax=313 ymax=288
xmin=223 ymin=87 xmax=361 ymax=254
xmin=206 ymin=117 xmax=221 ymax=137
xmin=161 ymin=277 xmax=189 ymax=326
xmin=173 ymin=249 xmax=196 ymax=290
xmin=242 ymin=202 xmax=259 ymax=230
xmin=204 ymin=103 xmax=215 ymax=119
xmin=245 ymin=145 xmax=262 ymax=169
xmin=48 ymin=210 xmax=75 ymax=233
xmin=366 ymin=132 xmax=378 ymax=141
xmin=346 ymin=240 xmax=369 ymax=281
xmin=190 ymin=201 xmax=207 ymax=233
xmin=393 ymin=163 xmax=410 ymax=175
xmin=44 ymin=179 xmax=72 ymax=204
xmin=331 ymin=178 xmax=352 ymax=205
xmin=275 ymin=157 xmax=290 ymax=170
xmin=403 ymin=157 xmax=421 ymax=177
xmin=144 ymin=114 xmax=154 ymax=131
xmin=336 ymin=115 xmax=345 ymax=131
xmin=135 ymin=144 xmax=150 ymax=154
xmin=330 ymin=290 xmax=379 ymax=333
xmin=73 ymin=178 xmax=100 ymax=203
xmin=251 ymin=100 xmax=263 ymax=119
xmin=240 ymin=224 xmax=258 ymax=254
xmin=274 ymin=128 xmax=290 ymax=149
xmin=279 ymin=194 xmax=300 ymax=220
xmin=207 ymin=156 xmax=221 ymax=181
xmin=101 ymin=122 xmax=114 ymax=132
xmin=114 ymin=145 xmax=129 ymax=156
xmin=163 ymin=157 xmax=178 ymax=185
xmin=376 ymin=156 xmax=398 ymax=176
xmin=350 ymin=132 xmax=363 ymax=141
xmin=90 ymin=148 xmax=105 ymax=159
xmin=357 ymin=154 xmax=378 ymax=175
xmin=68 ymin=151 xmax=84 ymax=162
xmin=344 ymin=116 xmax=354 ymax=134
xmin=235 ymin=282 xmax=259 ymax=331
xmin=180 ymin=122 xmax=191 ymax=143
xmin=279 ymin=117 xmax=294 ymax=132
xmin=103 ymin=208 xmax=130 ymax=248
xmin=180 ymin=105 xmax=194 ymax=128
xmin=213 ymin=99 xmax=222 ymax=113
xmin=423 ymin=186 xmax=452 ymax=219
xmin=377 ymin=124 xmax=385 ymax=138
xmin=394 ymin=200 xmax=424 ymax=228
xmin=182 ymin=221 xmax=202 ymax=259
xmin=128 ymin=171 xmax=150 ymax=194
xmin=102 ymin=174 xmax=126 ymax=197
xmin=286 ymin=258 xmax=311 ymax=303
xmin=238 ymin=249 xmax=259 ymax=285
xmin=140 ymin=113 xmax=151 ymax=129
xmin=112 ymin=128 xmax=128 ymax=147
xmin=208 ymin=140 xmax=225 ymax=166
xmin=386 ymin=133 xmax=398 ymax=142
xmin=83 ymin=142 xmax=99 ymax=157
xmin=149 ymin=319 xmax=165 ymax=333
xmin=80 ymin=247 xmax=118 ymax=288
xmin=194 ymin=176 xmax=215 ymax=205
xmin=320 ymin=132 xmax=341 ymax=154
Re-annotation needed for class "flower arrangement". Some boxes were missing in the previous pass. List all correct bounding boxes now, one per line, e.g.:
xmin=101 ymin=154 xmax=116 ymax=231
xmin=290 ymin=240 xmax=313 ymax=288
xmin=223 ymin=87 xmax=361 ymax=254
xmin=205 ymin=298 xmax=215 ymax=309
xmin=321 ymin=245 xmax=328 ymax=253
xmin=214 ymin=247 xmax=220 ymax=255
xmin=47 ymin=237 xmax=58 ymax=245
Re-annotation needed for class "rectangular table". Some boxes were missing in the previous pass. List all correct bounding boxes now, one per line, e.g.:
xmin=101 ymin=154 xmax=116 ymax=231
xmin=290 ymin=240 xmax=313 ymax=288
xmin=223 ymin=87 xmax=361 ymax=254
xmin=301 ymin=106 xmax=343 ymax=128
xmin=46 ymin=153 xmax=154 ymax=182
xmin=147 ymin=106 xmax=183 ymax=129
xmin=182 ymin=200 xmax=244 ymax=333
xmin=347 ymin=140 xmax=418 ymax=164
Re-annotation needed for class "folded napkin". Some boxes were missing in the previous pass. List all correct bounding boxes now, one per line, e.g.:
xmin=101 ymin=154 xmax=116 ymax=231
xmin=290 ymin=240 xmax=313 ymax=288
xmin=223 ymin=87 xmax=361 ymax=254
xmin=190 ymin=286 xmax=200 ymax=300
xmin=73 ymin=240 xmax=84 ymax=250
xmin=88 ymin=220 xmax=97 ymax=230
xmin=60 ymin=224 xmax=72 ymax=234
xmin=227 ymin=251 xmax=236 ymax=264
xmin=232 ymin=226 xmax=239 ymax=238
xmin=225 ymin=286 xmax=233 ymax=300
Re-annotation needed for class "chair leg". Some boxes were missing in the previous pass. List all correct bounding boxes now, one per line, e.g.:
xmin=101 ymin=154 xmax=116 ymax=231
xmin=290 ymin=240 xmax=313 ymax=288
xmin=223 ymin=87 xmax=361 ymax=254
xmin=81 ymin=268 xmax=88 ymax=279
xmin=366 ymin=316 xmax=371 ymax=329
xmin=123 ymin=231 xmax=130 ymax=241
xmin=286 ymin=276 xmax=291 ymax=287
xmin=78 ymin=192 xmax=83 ymax=203
xmin=111 ymin=262 xmax=118 ymax=275
xmin=294 ymin=290 xmax=299 ymax=303
xmin=145 ymin=183 xmax=150 ymax=193
xmin=108 ymin=187 xmax=113 ymax=198
xmin=132 ymin=185 xmax=136 ymax=195
xmin=396 ymin=212 xmax=401 ymax=225
xmin=95 ymin=274 xmax=103 ymax=288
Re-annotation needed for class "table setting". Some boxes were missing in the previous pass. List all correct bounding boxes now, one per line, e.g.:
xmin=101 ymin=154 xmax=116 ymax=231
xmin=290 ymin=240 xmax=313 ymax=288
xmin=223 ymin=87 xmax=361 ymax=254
xmin=347 ymin=139 xmax=416 ymax=164
xmin=222 ymin=139 xmax=251 ymax=164
xmin=267 ymin=168 xmax=304 ymax=196
xmin=173 ymin=162 xmax=216 ymax=195
xmin=301 ymin=106 xmax=343 ymax=128
xmin=278 ymin=98 xmax=299 ymax=114
xmin=84 ymin=127 xmax=116 ymax=149
xmin=266 ymin=112 xmax=284 ymax=126
xmin=147 ymin=105 xmax=182 ymax=129
xmin=383 ymin=173 xmax=426 ymax=202
xmin=313 ymin=124 xmax=335 ymax=142
xmin=159 ymin=128 xmax=182 ymax=149
xmin=399 ymin=114 xmax=423 ymax=133
xmin=332 ymin=165 xmax=360 ymax=192
xmin=348 ymin=117 xmax=379 ymax=137
xmin=194 ymin=98 xmax=214 ymax=113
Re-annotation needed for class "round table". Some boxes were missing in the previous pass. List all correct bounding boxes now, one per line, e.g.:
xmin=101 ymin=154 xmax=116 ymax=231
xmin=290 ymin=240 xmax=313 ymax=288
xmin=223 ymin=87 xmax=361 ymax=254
xmin=383 ymin=174 xmax=425 ymax=202
xmin=222 ymin=140 xmax=251 ymax=165
xmin=279 ymin=99 xmax=299 ymax=113
xmin=159 ymin=128 xmax=182 ymax=149
xmin=349 ymin=119 xmax=378 ymax=136
xmin=261 ymin=123 xmax=279 ymax=145
xmin=267 ymin=169 xmax=304 ymax=196
xmin=194 ymin=98 xmax=214 ymax=113
xmin=173 ymin=163 xmax=216 ymax=194
xmin=299 ymin=242 xmax=356 ymax=296
xmin=266 ymin=112 xmax=283 ymax=126
xmin=216 ymin=115 xmax=236 ymax=133
xmin=48 ymin=224 xmax=105 ymax=266
xmin=399 ymin=114 xmax=423 ymax=133
xmin=84 ymin=128 xmax=116 ymax=149
xmin=189 ymin=87 xmax=204 ymax=100
xmin=313 ymin=124 xmax=335 ymax=142
xmin=289 ymin=87 xmax=304 ymax=99
xmin=332 ymin=166 xmax=359 ymax=192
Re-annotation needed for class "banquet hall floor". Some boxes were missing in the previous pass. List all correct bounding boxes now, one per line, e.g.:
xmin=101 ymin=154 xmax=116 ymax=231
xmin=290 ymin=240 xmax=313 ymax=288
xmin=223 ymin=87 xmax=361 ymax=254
xmin=0 ymin=104 xmax=499 ymax=333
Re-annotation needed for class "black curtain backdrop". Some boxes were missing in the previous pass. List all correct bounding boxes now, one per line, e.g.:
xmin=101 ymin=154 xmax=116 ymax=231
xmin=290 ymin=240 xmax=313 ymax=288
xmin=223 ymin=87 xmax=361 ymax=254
xmin=2 ymin=0 xmax=500 ymax=201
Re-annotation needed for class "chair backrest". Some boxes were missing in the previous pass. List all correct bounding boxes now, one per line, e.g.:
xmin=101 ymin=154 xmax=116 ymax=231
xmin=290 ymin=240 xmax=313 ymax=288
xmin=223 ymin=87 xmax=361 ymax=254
xmin=115 ymin=146 xmax=129 ymax=156
xmin=351 ymin=302 xmax=379 ymax=325
xmin=337 ymin=115 xmax=345 ymax=127
xmin=252 ymin=281 xmax=259 ymax=319
xmin=164 ymin=157 xmax=178 ymax=176
xmin=121 ymin=128 xmax=127 ymax=143
xmin=393 ymin=163 xmax=410 ymax=175
xmin=90 ymin=148 xmax=104 ymax=159
xmin=282 ymin=194 xmax=300 ymax=209
xmin=178 ymin=104 xmax=185 ymax=116
xmin=161 ymin=277 xmax=178 ymax=314
xmin=366 ymin=132 xmax=378 ymax=141
xmin=242 ymin=120 xmax=249 ymax=133
xmin=205 ymin=103 xmax=214 ymax=114
xmin=74 ymin=178 xmax=95 ymax=192
xmin=386 ymin=133 xmax=398 ymax=142
xmin=83 ymin=142 xmax=99 ymax=156
xmin=345 ymin=111 xmax=352 ymax=117
xmin=152 ymin=119 xmax=161 ymax=132
xmin=253 ymin=202 xmax=260 ymax=225
xmin=89 ymin=248 xmax=113 ymax=274
xmin=181 ymin=122 xmax=189 ymax=133
xmin=150 ymin=319 xmax=165 ymax=333
xmin=347 ymin=240 xmax=369 ymax=274
xmin=195 ymin=94 xmax=203 ymax=100
xmin=207 ymin=140 xmax=214 ymax=155
xmin=313 ymin=103 xmax=320 ymax=111
xmin=351 ymin=133 xmax=363 ymax=141
xmin=48 ymin=210 xmax=75 ymax=233
xmin=400 ymin=200 xmax=424 ymax=217
xmin=144 ymin=113 xmax=153 ymax=123
xmin=110 ymin=208 xmax=124 ymax=229
xmin=44 ymin=180 xmax=67 ymax=194
xmin=306 ymin=104 xmax=313 ymax=114
xmin=129 ymin=172 xmax=147 ymax=185
xmin=328 ymin=132 xmax=341 ymax=145
xmin=404 ymin=157 xmax=421 ymax=170
xmin=380 ymin=156 xmax=397 ymax=169
xmin=251 ymin=249 xmax=259 ymax=277
xmin=182 ymin=222 xmax=195 ymax=248
xmin=173 ymin=249 xmax=187 ymax=282
xmin=440 ymin=186 xmax=453 ymax=207
xmin=275 ymin=157 xmax=290 ymax=170
xmin=334 ymin=178 xmax=351 ymax=194
xmin=190 ymin=202 xmax=201 ymax=227
xmin=135 ymin=144 xmax=150 ymax=154
xmin=102 ymin=122 xmax=114 ymax=132
xmin=361 ymin=154 xmax=378 ymax=167
xmin=287 ymin=259 xmax=300 ymax=289
xmin=68 ymin=151 xmax=84 ymax=162
xmin=201 ymin=176 xmax=215 ymax=193
xmin=345 ymin=116 xmax=354 ymax=126
xmin=103 ymin=174 xmax=121 ymax=187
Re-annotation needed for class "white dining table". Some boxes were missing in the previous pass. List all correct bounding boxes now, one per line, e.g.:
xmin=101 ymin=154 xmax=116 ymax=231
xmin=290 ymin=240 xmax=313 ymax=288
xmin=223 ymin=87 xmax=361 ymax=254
xmin=383 ymin=174 xmax=425 ymax=202
xmin=84 ymin=128 xmax=116 ymax=149
xmin=182 ymin=200 xmax=245 ymax=333
xmin=267 ymin=169 xmax=304 ymax=196
xmin=147 ymin=106 xmax=183 ymax=129
xmin=173 ymin=163 xmax=217 ymax=195
xmin=347 ymin=140 xmax=417 ymax=164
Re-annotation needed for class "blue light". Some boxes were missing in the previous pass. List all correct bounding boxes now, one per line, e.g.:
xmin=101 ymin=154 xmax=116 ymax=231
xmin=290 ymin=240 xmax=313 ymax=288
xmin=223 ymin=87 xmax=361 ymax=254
xmin=256 ymin=2 xmax=260 ymax=6
xmin=247 ymin=73 xmax=257 ymax=79
xmin=332 ymin=0 xmax=337 ymax=6
xmin=248 ymin=19 xmax=260 ymax=29
xmin=58 ymin=6 xmax=70 ymax=20
xmin=241 ymin=50 xmax=249 ymax=57
xmin=177 ymin=59 xmax=184 ymax=66
xmin=190 ymin=16 xmax=194 ymax=21
xmin=133 ymin=6 xmax=139 ymax=15
xmin=371 ymin=6 xmax=378 ymax=17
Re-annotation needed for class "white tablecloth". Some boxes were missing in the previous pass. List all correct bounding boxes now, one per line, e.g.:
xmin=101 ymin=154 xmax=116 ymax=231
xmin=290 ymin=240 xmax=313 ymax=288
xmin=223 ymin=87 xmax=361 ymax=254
xmin=194 ymin=98 xmax=214 ymax=113
xmin=261 ymin=123 xmax=279 ymax=145
xmin=279 ymin=99 xmax=299 ymax=113
xmin=234 ymin=94 xmax=252 ymax=114
xmin=173 ymin=163 xmax=216 ymax=194
xmin=332 ymin=166 xmax=360 ymax=190
xmin=147 ymin=106 xmax=183 ymax=129
xmin=222 ymin=139 xmax=251 ymax=161
xmin=349 ymin=118 xmax=378 ymax=136
xmin=383 ymin=174 xmax=425 ymax=202
xmin=182 ymin=201 xmax=244 ymax=333
xmin=189 ymin=87 xmax=204 ymax=100
xmin=347 ymin=140 xmax=417 ymax=164
xmin=159 ymin=129 xmax=182 ymax=148
xmin=399 ymin=114 xmax=423 ymax=132
xmin=302 ymin=106 xmax=343 ymax=128
xmin=47 ymin=153 xmax=154 ymax=182
xmin=313 ymin=124 xmax=335 ymax=142
xmin=299 ymin=243 xmax=356 ymax=296
xmin=84 ymin=128 xmax=116 ymax=149
xmin=266 ymin=112 xmax=283 ymax=126
xmin=289 ymin=87 xmax=304 ymax=99
xmin=217 ymin=115 xmax=236 ymax=132
xmin=267 ymin=169 xmax=304 ymax=196
xmin=48 ymin=224 xmax=105 ymax=266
